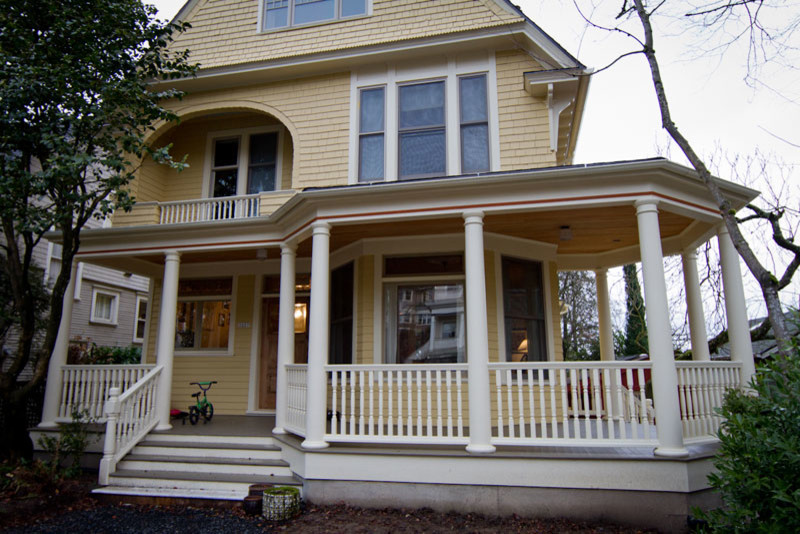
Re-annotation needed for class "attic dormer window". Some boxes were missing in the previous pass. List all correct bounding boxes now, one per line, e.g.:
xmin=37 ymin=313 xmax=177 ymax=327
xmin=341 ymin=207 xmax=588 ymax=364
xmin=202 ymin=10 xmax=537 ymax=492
xmin=264 ymin=0 xmax=367 ymax=30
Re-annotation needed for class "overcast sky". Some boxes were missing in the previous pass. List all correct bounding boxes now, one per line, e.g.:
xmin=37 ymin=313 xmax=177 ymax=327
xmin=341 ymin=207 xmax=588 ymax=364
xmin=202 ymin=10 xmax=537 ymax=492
xmin=149 ymin=0 xmax=800 ymax=323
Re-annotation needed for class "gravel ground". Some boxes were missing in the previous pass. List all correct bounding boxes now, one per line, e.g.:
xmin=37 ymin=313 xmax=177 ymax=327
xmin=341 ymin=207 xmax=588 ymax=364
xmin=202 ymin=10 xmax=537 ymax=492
xmin=1 ymin=502 xmax=660 ymax=534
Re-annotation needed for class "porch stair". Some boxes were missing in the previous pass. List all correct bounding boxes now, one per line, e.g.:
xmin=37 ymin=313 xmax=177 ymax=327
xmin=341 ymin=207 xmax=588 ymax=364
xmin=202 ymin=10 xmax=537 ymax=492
xmin=92 ymin=433 xmax=301 ymax=501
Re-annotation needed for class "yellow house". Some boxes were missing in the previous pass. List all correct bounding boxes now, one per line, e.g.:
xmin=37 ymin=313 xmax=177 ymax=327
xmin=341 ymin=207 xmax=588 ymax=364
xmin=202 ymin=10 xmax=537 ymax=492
xmin=38 ymin=0 xmax=759 ymax=529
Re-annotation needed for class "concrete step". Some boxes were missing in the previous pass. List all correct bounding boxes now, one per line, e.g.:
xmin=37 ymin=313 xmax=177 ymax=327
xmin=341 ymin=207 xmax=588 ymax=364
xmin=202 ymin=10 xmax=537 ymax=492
xmin=105 ymin=470 xmax=301 ymax=500
xmin=117 ymin=457 xmax=293 ymax=477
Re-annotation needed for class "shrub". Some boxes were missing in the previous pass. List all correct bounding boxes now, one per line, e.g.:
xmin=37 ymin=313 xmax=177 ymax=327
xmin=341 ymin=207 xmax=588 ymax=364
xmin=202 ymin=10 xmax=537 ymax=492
xmin=698 ymin=345 xmax=800 ymax=532
xmin=36 ymin=409 xmax=96 ymax=480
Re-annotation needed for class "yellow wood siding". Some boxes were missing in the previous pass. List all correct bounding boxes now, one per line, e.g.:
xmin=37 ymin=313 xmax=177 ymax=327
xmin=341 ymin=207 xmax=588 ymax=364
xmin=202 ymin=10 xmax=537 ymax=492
xmin=171 ymin=275 xmax=255 ymax=415
xmin=129 ymin=72 xmax=350 ymax=205
xmin=485 ymin=250 xmax=499 ymax=363
xmin=112 ymin=203 xmax=160 ymax=228
xmin=355 ymin=255 xmax=375 ymax=364
xmin=495 ymin=49 xmax=557 ymax=170
xmin=259 ymin=191 xmax=297 ymax=216
xmin=549 ymin=261 xmax=564 ymax=361
xmin=174 ymin=0 xmax=522 ymax=70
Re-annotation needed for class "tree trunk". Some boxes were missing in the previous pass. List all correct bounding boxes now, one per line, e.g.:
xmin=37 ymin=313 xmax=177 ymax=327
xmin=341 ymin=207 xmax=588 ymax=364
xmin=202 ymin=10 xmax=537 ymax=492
xmin=0 ymin=391 xmax=34 ymax=461
xmin=631 ymin=0 xmax=788 ymax=346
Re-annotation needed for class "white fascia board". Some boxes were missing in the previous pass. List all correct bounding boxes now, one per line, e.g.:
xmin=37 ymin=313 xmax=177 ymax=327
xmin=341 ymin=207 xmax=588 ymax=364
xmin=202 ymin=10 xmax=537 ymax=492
xmin=153 ymin=22 xmax=581 ymax=93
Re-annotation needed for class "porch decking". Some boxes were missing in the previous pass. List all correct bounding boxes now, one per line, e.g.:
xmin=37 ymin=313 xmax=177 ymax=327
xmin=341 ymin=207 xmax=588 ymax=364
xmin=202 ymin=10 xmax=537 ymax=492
xmin=160 ymin=414 xmax=276 ymax=438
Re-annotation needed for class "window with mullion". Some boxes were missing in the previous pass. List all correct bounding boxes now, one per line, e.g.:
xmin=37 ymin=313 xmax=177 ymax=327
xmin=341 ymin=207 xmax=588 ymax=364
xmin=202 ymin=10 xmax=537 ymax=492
xmin=398 ymin=80 xmax=446 ymax=179
xmin=459 ymin=74 xmax=489 ymax=173
xmin=358 ymin=87 xmax=385 ymax=182
xmin=264 ymin=0 xmax=366 ymax=29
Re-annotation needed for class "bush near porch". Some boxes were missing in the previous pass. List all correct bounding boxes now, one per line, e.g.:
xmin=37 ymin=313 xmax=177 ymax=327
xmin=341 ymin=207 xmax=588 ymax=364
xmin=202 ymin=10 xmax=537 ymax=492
xmin=699 ymin=339 xmax=800 ymax=533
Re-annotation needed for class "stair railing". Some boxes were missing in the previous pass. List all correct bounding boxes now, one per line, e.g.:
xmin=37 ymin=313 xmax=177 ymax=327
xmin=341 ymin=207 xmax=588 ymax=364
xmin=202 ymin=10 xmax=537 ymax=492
xmin=99 ymin=365 xmax=163 ymax=485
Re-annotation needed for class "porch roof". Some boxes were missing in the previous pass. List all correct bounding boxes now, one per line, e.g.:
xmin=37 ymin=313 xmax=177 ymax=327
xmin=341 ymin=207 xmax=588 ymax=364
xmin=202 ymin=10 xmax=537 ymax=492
xmin=70 ymin=158 xmax=758 ymax=275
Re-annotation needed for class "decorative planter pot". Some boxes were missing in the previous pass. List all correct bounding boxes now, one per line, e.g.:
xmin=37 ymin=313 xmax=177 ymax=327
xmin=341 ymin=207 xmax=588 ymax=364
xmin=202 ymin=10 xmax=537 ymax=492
xmin=243 ymin=495 xmax=262 ymax=515
xmin=262 ymin=486 xmax=301 ymax=521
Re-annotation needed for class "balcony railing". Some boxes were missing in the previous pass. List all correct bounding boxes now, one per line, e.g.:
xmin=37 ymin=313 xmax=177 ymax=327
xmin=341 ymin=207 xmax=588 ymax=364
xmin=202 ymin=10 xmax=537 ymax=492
xmin=159 ymin=194 xmax=260 ymax=224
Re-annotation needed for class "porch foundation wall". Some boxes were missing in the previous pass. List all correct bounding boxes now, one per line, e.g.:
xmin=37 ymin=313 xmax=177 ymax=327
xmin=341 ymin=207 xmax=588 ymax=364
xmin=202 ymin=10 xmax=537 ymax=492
xmin=302 ymin=479 xmax=719 ymax=533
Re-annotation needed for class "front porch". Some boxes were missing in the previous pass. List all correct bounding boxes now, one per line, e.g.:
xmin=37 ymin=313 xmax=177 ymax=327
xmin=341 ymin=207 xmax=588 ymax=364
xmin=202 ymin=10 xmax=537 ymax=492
xmin=37 ymin=159 xmax=760 ymax=529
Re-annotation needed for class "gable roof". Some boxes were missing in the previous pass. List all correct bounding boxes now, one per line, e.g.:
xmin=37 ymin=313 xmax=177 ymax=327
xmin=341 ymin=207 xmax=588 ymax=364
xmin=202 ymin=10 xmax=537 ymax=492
xmin=168 ymin=0 xmax=582 ymax=72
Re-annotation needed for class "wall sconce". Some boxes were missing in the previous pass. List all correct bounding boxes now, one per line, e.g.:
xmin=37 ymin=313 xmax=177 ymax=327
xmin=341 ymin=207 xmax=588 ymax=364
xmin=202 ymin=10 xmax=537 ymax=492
xmin=294 ymin=303 xmax=307 ymax=334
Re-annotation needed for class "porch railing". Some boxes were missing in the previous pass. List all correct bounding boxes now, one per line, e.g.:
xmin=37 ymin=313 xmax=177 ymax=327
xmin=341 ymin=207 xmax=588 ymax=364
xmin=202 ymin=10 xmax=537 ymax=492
xmin=98 ymin=365 xmax=162 ymax=485
xmin=489 ymin=361 xmax=657 ymax=446
xmin=676 ymin=361 xmax=742 ymax=441
xmin=159 ymin=194 xmax=260 ymax=224
xmin=325 ymin=364 xmax=469 ymax=444
xmin=58 ymin=364 xmax=154 ymax=421
xmin=285 ymin=364 xmax=308 ymax=437
xmin=287 ymin=360 xmax=742 ymax=448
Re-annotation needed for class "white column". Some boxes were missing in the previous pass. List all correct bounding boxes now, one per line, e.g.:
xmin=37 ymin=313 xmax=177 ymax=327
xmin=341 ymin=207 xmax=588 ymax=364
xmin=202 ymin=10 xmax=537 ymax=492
xmin=302 ymin=222 xmax=331 ymax=450
xmin=682 ymin=250 xmax=710 ymax=361
xmin=155 ymin=250 xmax=181 ymax=431
xmin=717 ymin=226 xmax=756 ymax=383
xmin=635 ymin=200 xmax=687 ymax=457
xmin=273 ymin=243 xmax=296 ymax=435
xmin=40 ymin=263 xmax=78 ymax=428
xmin=463 ymin=210 xmax=495 ymax=454
xmin=594 ymin=268 xmax=615 ymax=361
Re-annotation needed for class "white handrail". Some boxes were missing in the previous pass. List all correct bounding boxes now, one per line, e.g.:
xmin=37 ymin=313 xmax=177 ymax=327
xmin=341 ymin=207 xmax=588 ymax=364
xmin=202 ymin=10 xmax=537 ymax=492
xmin=58 ymin=364 xmax=154 ymax=421
xmin=159 ymin=194 xmax=260 ymax=224
xmin=98 ymin=365 xmax=163 ymax=485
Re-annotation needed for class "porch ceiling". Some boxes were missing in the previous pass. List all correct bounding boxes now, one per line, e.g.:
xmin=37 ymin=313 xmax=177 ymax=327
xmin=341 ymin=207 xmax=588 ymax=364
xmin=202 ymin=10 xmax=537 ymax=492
xmin=293 ymin=205 xmax=694 ymax=257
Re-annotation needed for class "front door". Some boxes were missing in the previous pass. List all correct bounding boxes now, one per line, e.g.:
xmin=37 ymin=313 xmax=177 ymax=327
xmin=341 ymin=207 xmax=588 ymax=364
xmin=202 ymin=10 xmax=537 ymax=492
xmin=259 ymin=297 xmax=309 ymax=410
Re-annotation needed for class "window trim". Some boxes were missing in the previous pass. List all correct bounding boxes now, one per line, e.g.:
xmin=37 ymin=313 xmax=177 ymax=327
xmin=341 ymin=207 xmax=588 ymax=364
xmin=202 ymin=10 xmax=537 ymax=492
xmin=203 ymin=126 xmax=284 ymax=199
xmin=133 ymin=295 xmax=148 ymax=344
xmin=348 ymin=54 xmax=499 ymax=184
xmin=90 ymin=287 xmax=120 ymax=326
xmin=259 ymin=0 xmax=371 ymax=32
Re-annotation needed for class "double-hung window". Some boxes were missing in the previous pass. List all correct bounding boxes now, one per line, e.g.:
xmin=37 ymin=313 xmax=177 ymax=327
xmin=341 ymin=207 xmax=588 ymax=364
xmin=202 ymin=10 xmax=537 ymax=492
xmin=210 ymin=131 xmax=280 ymax=198
xmin=459 ymin=74 xmax=489 ymax=173
xmin=133 ymin=296 xmax=148 ymax=343
xmin=502 ymin=257 xmax=547 ymax=362
xmin=358 ymin=87 xmax=385 ymax=182
xmin=264 ymin=0 xmax=367 ymax=30
xmin=91 ymin=288 xmax=119 ymax=325
xmin=398 ymin=81 xmax=446 ymax=179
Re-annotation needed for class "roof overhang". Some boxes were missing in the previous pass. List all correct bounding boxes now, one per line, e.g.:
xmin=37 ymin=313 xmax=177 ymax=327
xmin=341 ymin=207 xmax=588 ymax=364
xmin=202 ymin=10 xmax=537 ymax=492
xmin=67 ymin=159 xmax=758 ymax=274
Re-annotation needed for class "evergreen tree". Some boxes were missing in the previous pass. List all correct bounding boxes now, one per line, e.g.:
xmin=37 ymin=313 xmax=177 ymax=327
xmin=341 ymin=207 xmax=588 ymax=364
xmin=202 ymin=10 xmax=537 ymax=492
xmin=622 ymin=264 xmax=648 ymax=356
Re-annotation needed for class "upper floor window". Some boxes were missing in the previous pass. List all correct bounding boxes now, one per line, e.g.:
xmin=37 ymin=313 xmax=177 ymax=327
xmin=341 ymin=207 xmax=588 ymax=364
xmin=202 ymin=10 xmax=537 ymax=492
xmin=208 ymin=129 xmax=281 ymax=198
xmin=356 ymin=73 xmax=490 ymax=183
xmin=399 ymin=81 xmax=446 ymax=179
xmin=264 ymin=0 xmax=367 ymax=30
